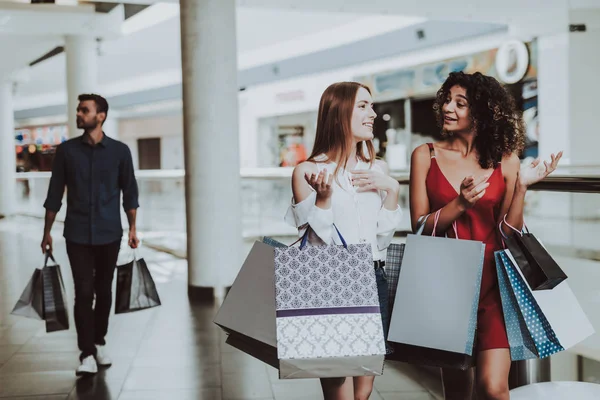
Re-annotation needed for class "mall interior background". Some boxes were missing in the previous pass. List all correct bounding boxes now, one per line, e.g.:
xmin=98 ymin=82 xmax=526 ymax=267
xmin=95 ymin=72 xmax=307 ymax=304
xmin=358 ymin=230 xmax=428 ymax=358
xmin=1 ymin=0 xmax=600 ymax=398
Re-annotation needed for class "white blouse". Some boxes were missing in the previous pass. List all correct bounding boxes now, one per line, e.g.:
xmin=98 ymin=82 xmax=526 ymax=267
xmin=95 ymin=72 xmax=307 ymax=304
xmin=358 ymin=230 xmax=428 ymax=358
xmin=284 ymin=155 xmax=403 ymax=261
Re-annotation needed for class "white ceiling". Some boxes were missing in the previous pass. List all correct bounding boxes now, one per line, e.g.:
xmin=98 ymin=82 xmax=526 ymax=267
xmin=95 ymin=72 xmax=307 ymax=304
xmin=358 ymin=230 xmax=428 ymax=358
xmin=0 ymin=35 xmax=61 ymax=78
xmin=240 ymin=0 xmax=598 ymax=16
xmin=6 ymin=0 xmax=600 ymax=111
xmin=62 ymin=0 xmax=600 ymax=8
xmin=0 ymin=1 xmax=122 ymax=36
xmin=11 ymin=7 xmax=422 ymax=106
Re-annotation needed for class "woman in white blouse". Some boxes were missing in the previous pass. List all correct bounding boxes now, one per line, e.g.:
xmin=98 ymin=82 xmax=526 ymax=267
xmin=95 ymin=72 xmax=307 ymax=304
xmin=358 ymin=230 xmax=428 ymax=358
xmin=286 ymin=81 xmax=403 ymax=400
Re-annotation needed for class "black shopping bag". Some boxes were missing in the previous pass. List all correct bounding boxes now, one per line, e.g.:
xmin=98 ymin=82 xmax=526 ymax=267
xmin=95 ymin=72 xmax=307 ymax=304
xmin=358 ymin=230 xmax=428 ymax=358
xmin=505 ymin=227 xmax=567 ymax=291
xmin=42 ymin=253 xmax=70 ymax=333
xmin=115 ymin=255 xmax=161 ymax=314
xmin=11 ymin=268 xmax=44 ymax=320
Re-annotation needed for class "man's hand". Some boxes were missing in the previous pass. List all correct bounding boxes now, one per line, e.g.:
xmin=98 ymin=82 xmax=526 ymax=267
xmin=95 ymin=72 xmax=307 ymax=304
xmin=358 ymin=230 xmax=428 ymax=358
xmin=41 ymin=233 xmax=53 ymax=254
xmin=128 ymin=229 xmax=140 ymax=249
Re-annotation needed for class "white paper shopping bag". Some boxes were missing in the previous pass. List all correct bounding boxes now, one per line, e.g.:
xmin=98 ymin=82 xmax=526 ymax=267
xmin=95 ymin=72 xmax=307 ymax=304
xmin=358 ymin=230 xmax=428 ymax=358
xmin=274 ymin=240 xmax=385 ymax=379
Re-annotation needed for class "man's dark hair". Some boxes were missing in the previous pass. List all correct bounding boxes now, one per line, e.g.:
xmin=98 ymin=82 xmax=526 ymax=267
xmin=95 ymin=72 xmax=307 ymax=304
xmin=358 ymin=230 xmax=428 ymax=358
xmin=78 ymin=93 xmax=109 ymax=123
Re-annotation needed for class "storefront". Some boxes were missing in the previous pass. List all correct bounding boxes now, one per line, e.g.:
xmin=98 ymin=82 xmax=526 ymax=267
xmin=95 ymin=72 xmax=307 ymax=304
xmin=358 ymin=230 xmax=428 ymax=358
xmin=14 ymin=124 xmax=68 ymax=172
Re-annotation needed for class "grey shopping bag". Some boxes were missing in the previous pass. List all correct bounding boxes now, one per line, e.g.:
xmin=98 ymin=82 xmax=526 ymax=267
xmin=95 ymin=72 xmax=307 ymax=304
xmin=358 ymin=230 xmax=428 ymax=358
xmin=11 ymin=268 xmax=44 ymax=320
xmin=214 ymin=240 xmax=279 ymax=350
xmin=384 ymin=240 xmax=476 ymax=369
xmin=388 ymin=214 xmax=485 ymax=358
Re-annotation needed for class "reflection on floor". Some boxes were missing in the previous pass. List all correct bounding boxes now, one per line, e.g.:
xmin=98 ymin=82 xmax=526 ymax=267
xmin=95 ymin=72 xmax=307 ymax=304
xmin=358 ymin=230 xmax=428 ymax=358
xmin=0 ymin=217 xmax=443 ymax=400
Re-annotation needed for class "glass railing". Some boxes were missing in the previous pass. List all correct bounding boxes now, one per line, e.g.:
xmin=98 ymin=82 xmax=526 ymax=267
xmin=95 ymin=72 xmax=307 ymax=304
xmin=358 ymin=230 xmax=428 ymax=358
xmin=15 ymin=166 xmax=599 ymax=237
xmin=14 ymin=169 xmax=413 ymax=238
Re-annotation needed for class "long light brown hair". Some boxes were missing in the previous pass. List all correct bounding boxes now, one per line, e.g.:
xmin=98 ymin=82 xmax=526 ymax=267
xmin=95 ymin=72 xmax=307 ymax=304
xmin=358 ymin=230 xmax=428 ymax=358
xmin=307 ymin=82 xmax=376 ymax=177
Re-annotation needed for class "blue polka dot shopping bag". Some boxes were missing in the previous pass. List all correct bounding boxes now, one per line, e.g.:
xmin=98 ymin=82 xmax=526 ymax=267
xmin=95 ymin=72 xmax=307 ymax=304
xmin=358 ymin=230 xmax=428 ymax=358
xmin=495 ymin=249 xmax=594 ymax=361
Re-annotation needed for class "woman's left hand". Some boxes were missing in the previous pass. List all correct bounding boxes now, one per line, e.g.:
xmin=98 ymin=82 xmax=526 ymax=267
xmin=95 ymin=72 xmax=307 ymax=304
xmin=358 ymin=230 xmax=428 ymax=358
xmin=518 ymin=151 xmax=563 ymax=188
xmin=351 ymin=169 xmax=399 ymax=194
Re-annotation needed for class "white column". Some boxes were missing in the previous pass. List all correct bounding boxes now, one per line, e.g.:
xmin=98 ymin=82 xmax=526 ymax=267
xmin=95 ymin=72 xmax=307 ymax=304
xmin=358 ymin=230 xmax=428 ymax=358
xmin=179 ymin=0 xmax=242 ymax=300
xmin=0 ymin=81 xmax=16 ymax=218
xmin=533 ymin=33 xmax=572 ymax=223
xmin=567 ymin=10 xmax=600 ymax=221
xmin=567 ymin=10 xmax=600 ymax=167
xmin=537 ymin=10 xmax=600 ymax=165
xmin=537 ymin=33 xmax=570 ymax=163
xmin=65 ymin=36 xmax=98 ymax=138
xmin=103 ymin=116 xmax=119 ymax=140
xmin=533 ymin=10 xmax=600 ymax=224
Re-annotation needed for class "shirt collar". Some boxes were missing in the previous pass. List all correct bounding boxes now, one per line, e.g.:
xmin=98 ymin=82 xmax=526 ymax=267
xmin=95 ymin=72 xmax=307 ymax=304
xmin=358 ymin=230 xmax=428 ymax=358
xmin=81 ymin=132 xmax=108 ymax=147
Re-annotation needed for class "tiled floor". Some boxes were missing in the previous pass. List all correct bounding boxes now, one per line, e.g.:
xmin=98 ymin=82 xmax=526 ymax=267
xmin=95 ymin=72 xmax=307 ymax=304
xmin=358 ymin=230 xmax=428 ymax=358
xmin=0 ymin=217 xmax=443 ymax=399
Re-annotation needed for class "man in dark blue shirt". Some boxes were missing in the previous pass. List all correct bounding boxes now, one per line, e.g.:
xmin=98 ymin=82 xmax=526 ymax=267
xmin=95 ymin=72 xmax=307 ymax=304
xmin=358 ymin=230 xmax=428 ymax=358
xmin=41 ymin=93 xmax=139 ymax=376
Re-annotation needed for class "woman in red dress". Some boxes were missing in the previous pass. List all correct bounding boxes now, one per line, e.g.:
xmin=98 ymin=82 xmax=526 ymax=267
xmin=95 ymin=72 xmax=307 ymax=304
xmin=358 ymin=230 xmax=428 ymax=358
xmin=409 ymin=72 xmax=562 ymax=400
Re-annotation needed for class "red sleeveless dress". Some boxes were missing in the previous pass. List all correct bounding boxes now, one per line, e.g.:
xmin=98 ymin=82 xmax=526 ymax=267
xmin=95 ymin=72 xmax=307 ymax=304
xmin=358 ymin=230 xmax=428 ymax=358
xmin=425 ymin=143 xmax=509 ymax=351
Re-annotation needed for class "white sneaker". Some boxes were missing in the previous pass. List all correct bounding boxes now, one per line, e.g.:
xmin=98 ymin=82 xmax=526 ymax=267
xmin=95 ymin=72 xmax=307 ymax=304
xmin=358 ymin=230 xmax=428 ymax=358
xmin=95 ymin=345 xmax=112 ymax=367
xmin=76 ymin=355 xmax=98 ymax=376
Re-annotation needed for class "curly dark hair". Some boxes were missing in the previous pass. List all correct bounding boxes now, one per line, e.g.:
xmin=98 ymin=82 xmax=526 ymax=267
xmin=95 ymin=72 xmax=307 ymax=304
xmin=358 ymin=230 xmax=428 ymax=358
xmin=433 ymin=71 xmax=525 ymax=169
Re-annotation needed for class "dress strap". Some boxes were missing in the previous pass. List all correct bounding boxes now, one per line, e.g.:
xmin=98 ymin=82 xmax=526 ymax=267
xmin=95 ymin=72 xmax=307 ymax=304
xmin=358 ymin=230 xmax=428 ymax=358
xmin=427 ymin=143 xmax=436 ymax=158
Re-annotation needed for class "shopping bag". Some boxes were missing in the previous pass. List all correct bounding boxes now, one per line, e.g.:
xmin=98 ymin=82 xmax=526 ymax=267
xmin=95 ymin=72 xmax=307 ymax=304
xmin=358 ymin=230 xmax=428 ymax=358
xmin=497 ymin=249 xmax=594 ymax=359
xmin=385 ymin=242 xmax=404 ymax=320
xmin=214 ymin=237 xmax=286 ymax=368
xmin=115 ymin=252 xmax=161 ymax=314
xmin=384 ymin=241 xmax=476 ymax=369
xmin=495 ymin=250 xmax=553 ymax=360
xmin=273 ymin=226 xmax=385 ymax=379
xmin=11 ymin=268 xmax=44 ymax=320
xmin=214 ymin=240 xmax=279 ymax=350
xmin=42 ymin=253 xmax=70 ymax=333
xmin=387 ymin=211 xmax=484 ymax=369
xmin=225 ymin=331 xmax=279 ymax=370
xmin=503 ymin=222 xmax=567 ymax=291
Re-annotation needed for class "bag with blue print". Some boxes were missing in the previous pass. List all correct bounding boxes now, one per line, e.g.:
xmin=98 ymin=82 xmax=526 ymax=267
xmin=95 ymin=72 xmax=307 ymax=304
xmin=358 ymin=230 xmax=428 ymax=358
xmin=216 ymin=229 xmax=386 ymax=379
xmin=272 ymin=225 xmax=386 ymax=379
xmin=495 ymin=249 xmax=594 ymax=360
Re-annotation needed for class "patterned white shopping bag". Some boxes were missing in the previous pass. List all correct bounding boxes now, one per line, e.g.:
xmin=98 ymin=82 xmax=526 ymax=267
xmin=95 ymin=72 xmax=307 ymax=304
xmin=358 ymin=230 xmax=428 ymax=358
xmin=273 ymin=227 xmax=385 ymax=379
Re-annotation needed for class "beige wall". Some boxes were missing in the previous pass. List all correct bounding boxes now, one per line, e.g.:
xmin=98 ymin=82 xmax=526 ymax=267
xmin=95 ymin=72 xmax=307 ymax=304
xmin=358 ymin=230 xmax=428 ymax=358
xmin=119 ymin=114 xmax=183 ymax=169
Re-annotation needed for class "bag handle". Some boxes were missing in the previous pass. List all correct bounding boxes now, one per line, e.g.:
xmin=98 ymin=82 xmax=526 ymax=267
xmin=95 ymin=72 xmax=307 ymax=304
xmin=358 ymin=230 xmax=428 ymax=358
xmin=291 ymin=224 xmax=348 ymax=250
xmin=432 ymin=209 xmax=459 ymax=239
xmin=44 ymin=251 xmax=57 ymax=267
xmin=415 ymin=211 xmax=459 ymax=238
xmin=128 ymin=248 xmax=141 ymax=263
xmin=415 ymin=213 xmax=430 ymax=235
xmin=498 ymin=214 xmax=529 ymax=248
